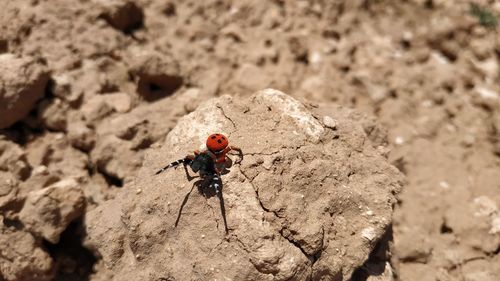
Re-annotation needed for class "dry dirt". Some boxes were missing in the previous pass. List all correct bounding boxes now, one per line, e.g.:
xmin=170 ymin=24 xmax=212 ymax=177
xmin=0 ymin=0 xmax=499 ymax=281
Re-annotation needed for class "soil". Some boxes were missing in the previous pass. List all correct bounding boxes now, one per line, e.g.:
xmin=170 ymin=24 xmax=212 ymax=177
xmin=0 ymin=0 xmax=499 ymax=281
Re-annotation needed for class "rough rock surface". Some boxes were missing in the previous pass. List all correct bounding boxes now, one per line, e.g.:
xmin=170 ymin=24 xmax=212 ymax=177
xmin=0 ymin=218 xmax=54 ymax=281
xmin=84 ymin=89 xmax=403 ymax=280
xmin=0 ymin=139 xmax=31 ymax=180
xmin=128 ymin=49 xmax=184 ymax=101
xmin=0 ymin=171 xmax=18 ymax=210
xmin=90 ymin=88 xmax=202 ymax=184
xmin=0 ymin=54 xmax=49 ymax=129
xmin=19 ymin=179 xmax=85 ymax=243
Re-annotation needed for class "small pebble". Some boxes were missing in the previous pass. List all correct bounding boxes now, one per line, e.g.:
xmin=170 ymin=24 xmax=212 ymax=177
xmin=421 ymin=100 xmax=433 ymax=108
xmin=136 ymin=189 xmax=142 ymax=194
xmin=309 ymin=51 xmax=322 ymax=65
xmin=439 ymin=181 xmax=450 ymax=189
xmin=395 ymin=136 xmax=404 ymax=145
xmin=322 ymin=116 xmax=337 ymax=129
xmin=33 ymin=165 xmax=48 ymax=175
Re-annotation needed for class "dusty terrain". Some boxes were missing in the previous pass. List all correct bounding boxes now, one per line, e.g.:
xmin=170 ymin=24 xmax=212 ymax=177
xmin=0 ymin=0 xmax=499 ymax=280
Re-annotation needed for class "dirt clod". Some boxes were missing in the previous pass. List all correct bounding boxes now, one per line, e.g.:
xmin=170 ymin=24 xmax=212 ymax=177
xmin=0 ymin=218 xmax=55 ymax=281
xmin=19 ymin=179 xmax=85 ymax=243
xmin=0 ymin=54 xmax=50 ymax=129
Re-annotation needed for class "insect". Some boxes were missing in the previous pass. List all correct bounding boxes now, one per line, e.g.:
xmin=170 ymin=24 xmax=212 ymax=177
xmin=155 ymin=133 xmax=242 ymax=233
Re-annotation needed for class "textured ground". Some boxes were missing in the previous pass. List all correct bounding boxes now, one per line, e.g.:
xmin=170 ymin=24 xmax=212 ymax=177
xmin=0 ymin=0 xmax=499 ymax=280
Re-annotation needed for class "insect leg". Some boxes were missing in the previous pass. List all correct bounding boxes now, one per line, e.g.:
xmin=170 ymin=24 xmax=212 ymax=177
xmin=154 ymin=157 xmax=192 ymax=175
xmin=210 ymin=173 xmax=229 ymax=233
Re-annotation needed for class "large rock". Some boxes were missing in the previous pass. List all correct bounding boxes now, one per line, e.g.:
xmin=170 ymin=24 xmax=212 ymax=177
xmin=0 ymin=54 xmax=50 ymax=129
xmin=19 ymin=179 xmax=85 ymax=243
xmin=84 ymin=89 xmax=402 ymax=280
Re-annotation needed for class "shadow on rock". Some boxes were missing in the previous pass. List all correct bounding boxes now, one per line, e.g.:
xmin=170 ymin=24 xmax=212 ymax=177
xmin=174 ymin=173 xmax=228 ymax=233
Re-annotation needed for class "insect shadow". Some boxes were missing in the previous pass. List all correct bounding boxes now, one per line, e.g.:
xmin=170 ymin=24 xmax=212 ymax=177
xmin=174 ymin=165 xmax=229 ymax=233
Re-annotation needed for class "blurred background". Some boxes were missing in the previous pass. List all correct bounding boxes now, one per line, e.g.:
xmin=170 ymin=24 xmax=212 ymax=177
xmin=0 ymin=0 xmax=499 ymax=280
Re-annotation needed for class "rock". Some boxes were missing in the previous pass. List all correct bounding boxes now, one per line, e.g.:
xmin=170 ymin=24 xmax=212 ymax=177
xmin=79 ymin=93 xmax=132 ymax=124
xmin=0 ymin=171 xmax=18 ymax=209
xmin=394 ymin=231 xmax=432 ymax=263
xmin=51 ymin=73 xmax=83 ymax=105
xmin=88 ymin=88 xmax=202 ymax=182
xmin=67 ymin=122 xmax=97 ymax=152
xmin=0 ymin=219 xmax=55 ymax=281
xmin=25 ymin=133 xmax=89 ymax=181
xmin=101 ymin=92 xmax=132 ymax=113
xmin=462 ymin=258 xmax=499 ymax=281
xmin=37 ymin=98 xmax=68 ymax=131
xmin=82 ymin=173 xmax=113 ymax=208
xmin=473 ymin=86 xmax=499 ymax=111
xmin=0 ymin=139 xmax=31 ymax=180
xmin=0 ymin=54 xmax=50 ymax=129
xmin=84 ymin=89 xmax=402 ymax=281
xmin=95 ymin=0 xmax=144 ymax=32
xmin=471 ymin=57 xmax=498 ymax=80
xmin=235 ymin=63 xmax=271 ymax=91
xmin=18 ymin=166 xmax=60 ymax=198
xmin=444 ymin=197 xmax=500 ymax=254
xmin=129 ymin=49 xmax=183 ymax=101
xmin=91 ymin=135 xmax=143 ymax=182
xmin=81 ymin=95 xmax=115 ymax=124
xmin=96 ymin=88 xmax=198 ymax=145
xmin=18 ymin=178 xmax=85 ymax=243
xmin=366 ymin=262 xmax=395 ymax=281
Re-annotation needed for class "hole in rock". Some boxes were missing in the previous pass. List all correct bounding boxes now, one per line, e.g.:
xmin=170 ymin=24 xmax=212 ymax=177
xmin=137 ymin=75 xmax=183 ymax=102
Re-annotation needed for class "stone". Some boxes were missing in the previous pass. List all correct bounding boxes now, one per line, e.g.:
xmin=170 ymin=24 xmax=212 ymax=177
xmin=19 ymin=179 xmax=85 ymax=243
xmin=0 ymin=219 xmax=55 ymax=281
xmin=84 ymin=89 xmax=402 ymax=281
xmin=0 ymin=54 xmax=50 ymax=129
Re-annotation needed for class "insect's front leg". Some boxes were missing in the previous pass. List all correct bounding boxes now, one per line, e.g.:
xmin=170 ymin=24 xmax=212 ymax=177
xmin=229 ymin=146 xmax=243 ymax=164
xmin=183 ymin=154 xmax=197 ymax=181
xmin=155 ymin=156 xmax=192 ymax=175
